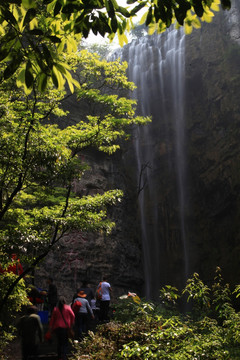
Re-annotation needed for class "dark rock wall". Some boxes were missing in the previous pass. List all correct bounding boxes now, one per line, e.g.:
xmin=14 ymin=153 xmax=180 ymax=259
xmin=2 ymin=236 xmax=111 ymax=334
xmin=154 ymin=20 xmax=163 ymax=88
xmin=185 ymin=5 xmax=240 ymax=285
xmin=36 ymin=122 xmax=143 ymax=303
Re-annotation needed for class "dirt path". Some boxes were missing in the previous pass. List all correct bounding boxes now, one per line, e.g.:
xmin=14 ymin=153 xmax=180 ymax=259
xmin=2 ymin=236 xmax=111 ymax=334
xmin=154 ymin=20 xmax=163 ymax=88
xmin=3 ymin=324 xmax=59 ymax=360
xmin=3 ymin=338 xmax=22 ymax=360
xmin=3 ymin=315 xmax=99 ymax=359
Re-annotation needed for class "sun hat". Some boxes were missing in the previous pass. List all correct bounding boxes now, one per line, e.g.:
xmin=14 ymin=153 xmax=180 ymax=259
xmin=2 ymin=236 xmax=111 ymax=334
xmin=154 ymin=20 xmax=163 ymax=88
xmin=77 ymin=290 xmax=87 ymax=297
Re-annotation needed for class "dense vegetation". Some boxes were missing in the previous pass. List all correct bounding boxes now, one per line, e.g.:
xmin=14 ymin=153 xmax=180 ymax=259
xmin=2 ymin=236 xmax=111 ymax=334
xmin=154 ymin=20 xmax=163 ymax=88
xmin=0 ymin=0 xmax=231 ymax=91
xmin=72 ymin=268 xmax=240 ymax=359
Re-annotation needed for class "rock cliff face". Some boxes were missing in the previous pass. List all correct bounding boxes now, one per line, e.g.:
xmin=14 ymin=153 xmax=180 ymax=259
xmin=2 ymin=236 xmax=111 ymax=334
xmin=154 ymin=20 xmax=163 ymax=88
xmin=36 ymin=101 xmax=143 ymax=303
xmin=184 ymin=4 xmax=240 ymax=288
xmin=36 ymin=3 xmax=240 ymax=302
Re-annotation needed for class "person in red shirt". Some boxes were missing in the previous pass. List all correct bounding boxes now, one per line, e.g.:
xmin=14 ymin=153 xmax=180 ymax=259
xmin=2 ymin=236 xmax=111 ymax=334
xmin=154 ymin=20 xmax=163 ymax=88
xmin=49 ymin=296 xmax=75 ymax=360
xmin=8 ymin=254 xmax=23 ymax=275
xmin=0 ymin=254 xmax=23 ymax=275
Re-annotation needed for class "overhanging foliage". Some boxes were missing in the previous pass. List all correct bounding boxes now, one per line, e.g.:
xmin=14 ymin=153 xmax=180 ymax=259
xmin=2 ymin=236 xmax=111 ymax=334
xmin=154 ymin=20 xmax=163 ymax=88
xmin=0 ymin=0 xmax=231 ymax=92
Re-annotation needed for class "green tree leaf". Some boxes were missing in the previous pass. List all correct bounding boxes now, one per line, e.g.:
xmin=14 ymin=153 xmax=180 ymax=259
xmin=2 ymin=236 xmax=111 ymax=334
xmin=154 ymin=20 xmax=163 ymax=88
xmin=25 ymin=61 xmax=34 ymax=88
xmin=221 ymin=0 xmax=231 ymax=9
xmin=38 ymin=72 xmax=48 ymax=92
xmin=3 ymin=55 xmax=23 ymax=79
xmin=23 ymin=8 xmax=36 ymax=26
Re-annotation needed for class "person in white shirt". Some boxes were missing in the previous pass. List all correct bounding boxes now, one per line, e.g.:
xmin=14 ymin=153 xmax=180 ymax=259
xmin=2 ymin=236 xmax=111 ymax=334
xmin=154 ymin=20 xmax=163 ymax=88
xmin=98 ymin=276 xmax=112 ymax=322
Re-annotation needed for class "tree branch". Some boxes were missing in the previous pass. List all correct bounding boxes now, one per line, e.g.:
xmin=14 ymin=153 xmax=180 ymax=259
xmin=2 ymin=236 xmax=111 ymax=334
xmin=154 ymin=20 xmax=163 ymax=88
xmin=137 ymin=162 xmax=151 ymax=196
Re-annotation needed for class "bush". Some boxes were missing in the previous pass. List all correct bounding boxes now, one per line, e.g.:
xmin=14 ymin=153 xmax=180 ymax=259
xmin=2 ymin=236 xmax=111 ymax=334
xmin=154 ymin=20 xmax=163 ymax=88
xmin=71 ymin=268 xmax=240 ymax=360
xmin=113 ymin=297 xmax=155 ymax=323
xmin=0 ymin=272 xmax=29 ymax=359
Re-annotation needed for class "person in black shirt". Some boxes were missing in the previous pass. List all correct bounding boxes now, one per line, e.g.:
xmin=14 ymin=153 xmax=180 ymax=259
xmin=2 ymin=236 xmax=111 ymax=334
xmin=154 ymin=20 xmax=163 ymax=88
xmin=47 ymin=277 xmax=58 ymax=315
xmin=17 ymin=305 xmax=43 ymax=360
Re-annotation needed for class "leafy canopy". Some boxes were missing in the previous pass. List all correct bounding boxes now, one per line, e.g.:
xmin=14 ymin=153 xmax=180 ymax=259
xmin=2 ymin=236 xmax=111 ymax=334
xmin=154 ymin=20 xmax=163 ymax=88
xmin=0 ymin=49 xmax=150 ymax=318
xmin=0 ymin=0 xmax=231 ymax=91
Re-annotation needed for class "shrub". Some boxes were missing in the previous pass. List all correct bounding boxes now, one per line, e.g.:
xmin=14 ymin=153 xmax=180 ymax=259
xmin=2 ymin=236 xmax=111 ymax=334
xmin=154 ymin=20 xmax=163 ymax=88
xmin=71 ymin=268 xmax=240 ymax=360
xmin=0 ymin=272 xmax=29 ymax=359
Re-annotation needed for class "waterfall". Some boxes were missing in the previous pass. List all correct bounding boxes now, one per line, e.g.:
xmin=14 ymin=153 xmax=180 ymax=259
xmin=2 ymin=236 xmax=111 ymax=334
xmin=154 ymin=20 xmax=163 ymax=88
xmin=114 ymin=28 xmax=188 ymax=299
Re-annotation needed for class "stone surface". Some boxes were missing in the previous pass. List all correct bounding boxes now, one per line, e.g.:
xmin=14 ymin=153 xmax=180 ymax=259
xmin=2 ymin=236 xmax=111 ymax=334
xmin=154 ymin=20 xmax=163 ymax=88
xmin=36 ymin=149 xmax=143 ymax=303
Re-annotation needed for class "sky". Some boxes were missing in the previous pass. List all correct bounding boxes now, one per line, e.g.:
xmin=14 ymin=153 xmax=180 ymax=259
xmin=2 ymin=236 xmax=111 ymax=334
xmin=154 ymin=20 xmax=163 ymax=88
xmin=85 ymin=0 xmax=145 ymax=47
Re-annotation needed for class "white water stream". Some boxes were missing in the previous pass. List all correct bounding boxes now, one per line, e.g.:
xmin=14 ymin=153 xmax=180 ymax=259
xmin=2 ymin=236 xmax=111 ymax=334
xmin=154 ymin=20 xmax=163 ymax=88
xmin=113 ymin=28 xmax=188 ymax=299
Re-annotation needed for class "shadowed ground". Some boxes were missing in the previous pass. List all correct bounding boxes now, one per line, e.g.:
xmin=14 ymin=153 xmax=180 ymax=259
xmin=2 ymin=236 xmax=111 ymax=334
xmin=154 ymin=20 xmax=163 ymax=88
xmin=5 ymin=324 xmax=76 ymax=360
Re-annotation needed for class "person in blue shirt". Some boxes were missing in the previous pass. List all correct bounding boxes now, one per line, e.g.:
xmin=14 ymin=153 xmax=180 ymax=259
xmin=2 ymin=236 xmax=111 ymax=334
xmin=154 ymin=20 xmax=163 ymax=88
xmin=73 ymin=290 xmax=94 ymax=340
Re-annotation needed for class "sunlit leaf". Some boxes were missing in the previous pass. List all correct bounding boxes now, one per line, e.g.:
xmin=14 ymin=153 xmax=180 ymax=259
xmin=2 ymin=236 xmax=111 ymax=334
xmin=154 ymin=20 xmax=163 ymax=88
xmin=16 ymin=68 xmax=25 ymax=87
xmin=22 ymin=0 xmax=37 ymax=9
xmin=139 ymin=11 xmax=147 ymax=25
xmin=38 ymin=72 xmax=48 ymax=92
xmin=192 ymin=17 xmax=201 ymax=29
xmin=184 ymin=22 xmax=193 ymax=34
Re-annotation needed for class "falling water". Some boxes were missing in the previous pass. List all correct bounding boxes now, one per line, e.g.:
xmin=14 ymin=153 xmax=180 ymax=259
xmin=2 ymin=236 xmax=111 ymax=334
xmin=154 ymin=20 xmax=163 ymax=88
xmin=114 ymin=28 xmax=188 ymax=299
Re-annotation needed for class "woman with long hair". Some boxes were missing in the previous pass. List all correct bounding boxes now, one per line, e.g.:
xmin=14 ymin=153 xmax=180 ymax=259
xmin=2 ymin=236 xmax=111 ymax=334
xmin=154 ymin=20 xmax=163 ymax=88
xmin=49 ymin=296 xmax=75 ymax=360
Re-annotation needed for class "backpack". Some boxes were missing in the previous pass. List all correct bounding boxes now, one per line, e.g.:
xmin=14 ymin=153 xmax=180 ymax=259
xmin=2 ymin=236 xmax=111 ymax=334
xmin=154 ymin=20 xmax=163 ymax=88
xmin=96 ymin=282 xmax=102 ymax=300
xmin=71 ymin=300 xmax=82 ymax=314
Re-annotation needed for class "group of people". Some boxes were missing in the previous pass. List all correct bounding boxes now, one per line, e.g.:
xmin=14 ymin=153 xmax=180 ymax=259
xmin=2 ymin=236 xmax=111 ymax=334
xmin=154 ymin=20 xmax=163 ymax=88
xmin=27 ymin=277 xmax=58 ymax=314
xmin=17 ymin=276 xmax=112 ymax=360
